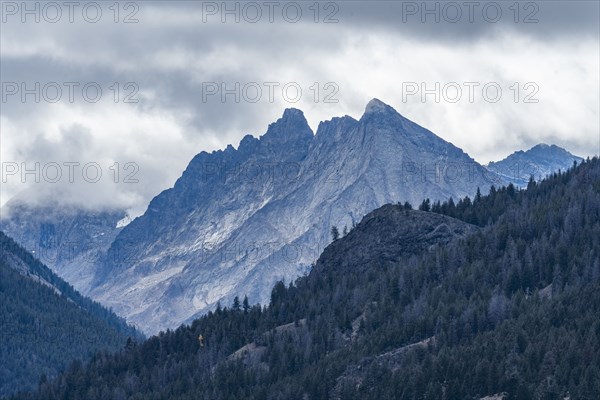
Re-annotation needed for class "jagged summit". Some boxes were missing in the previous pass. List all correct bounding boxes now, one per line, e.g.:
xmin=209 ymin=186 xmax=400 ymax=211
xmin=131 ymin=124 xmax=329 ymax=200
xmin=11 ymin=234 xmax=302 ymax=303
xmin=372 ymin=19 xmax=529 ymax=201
xmin=237 ymin=134 xmax=260 ymax=152
xmin=315 ymin=115 xmax=358 ymax=140
xmin=363 ymin=98 xmax=396 ymax=115
xmin=261 ymin=107 xmax=313 ymax=144
xmin=282 ymin=107 xmax=304 ymax=119
xmin=216 ymin=109 xmax=313 ymax=154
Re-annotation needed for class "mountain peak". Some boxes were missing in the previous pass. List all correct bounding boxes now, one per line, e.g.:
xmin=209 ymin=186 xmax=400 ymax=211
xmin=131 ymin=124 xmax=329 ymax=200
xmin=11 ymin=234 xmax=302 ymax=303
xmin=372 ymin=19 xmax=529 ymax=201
xmin=529 ymin=143 xmax=564 ymax=153
xmin=487 ymin=143 xmax=582 ymax=187
xmin=526 ymin=143 xmax=580 ymax=159
xmin=262 ymin=107 xmax=313 ymax=144
xmin=282 ymin=107 xmax=304 ymax=119
xmin=364 ymin=98 xmax=394 ymax=115
xmin=532 ymin=143 xmax=550 ymax=149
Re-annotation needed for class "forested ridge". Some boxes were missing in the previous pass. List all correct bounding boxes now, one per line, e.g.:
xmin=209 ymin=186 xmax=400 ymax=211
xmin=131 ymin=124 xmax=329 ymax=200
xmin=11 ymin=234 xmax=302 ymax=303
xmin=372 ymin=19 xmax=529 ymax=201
xmin=0 ymin=232 xmax=141 ymax=398
xmin=10 ymin=157 xmax=600 ymax=400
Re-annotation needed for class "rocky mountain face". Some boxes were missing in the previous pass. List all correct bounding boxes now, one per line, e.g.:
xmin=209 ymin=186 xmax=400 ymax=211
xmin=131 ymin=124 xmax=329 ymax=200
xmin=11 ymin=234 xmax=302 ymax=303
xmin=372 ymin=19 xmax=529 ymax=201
xmin=0 ymin=197 xmax=126 ymax=295
xmin=86 ymin=99 xmax=501 ymax=333
xmin=487 ymin=143 xmax=583 ymax=187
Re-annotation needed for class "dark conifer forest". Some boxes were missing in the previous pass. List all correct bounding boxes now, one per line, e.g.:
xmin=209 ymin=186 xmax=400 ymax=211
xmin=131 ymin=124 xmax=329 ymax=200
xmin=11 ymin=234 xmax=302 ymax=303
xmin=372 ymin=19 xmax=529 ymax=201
xmin=0 ymin=233 xmax=141 ymax=397
xmin=9 ymin=158 xmax=600 ymax=400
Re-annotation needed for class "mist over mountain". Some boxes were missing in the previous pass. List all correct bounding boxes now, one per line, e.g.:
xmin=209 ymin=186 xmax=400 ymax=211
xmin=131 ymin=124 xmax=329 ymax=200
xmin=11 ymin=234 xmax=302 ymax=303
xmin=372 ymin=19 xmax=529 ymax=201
xmin=0 ymin=196 xmax=126 ymax=295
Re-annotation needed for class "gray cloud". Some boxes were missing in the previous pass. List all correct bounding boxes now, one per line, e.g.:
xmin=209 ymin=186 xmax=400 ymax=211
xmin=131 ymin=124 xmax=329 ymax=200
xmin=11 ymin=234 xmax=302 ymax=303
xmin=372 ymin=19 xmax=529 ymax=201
xmin=336 ymin=1 xmax=599 ymax=41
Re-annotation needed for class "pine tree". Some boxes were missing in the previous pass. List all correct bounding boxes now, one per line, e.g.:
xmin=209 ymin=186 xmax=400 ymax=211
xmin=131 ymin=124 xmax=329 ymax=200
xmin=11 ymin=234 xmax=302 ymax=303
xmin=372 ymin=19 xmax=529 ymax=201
xmin=243 ymin=295 xmax=250 ymax=313
xmin=331 ymin=226 xmax=339 ymax=241
xmin=419 ymin=198 xmax=431 ymax=212
xmin=232 ymin=296 xmax=241 ymax=311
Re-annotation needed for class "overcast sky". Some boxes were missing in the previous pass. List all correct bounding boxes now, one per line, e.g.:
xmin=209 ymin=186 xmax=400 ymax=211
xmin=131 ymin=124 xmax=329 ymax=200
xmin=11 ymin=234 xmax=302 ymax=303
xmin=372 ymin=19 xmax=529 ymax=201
xmin=1 ymin=0 xmax=599 ymax=217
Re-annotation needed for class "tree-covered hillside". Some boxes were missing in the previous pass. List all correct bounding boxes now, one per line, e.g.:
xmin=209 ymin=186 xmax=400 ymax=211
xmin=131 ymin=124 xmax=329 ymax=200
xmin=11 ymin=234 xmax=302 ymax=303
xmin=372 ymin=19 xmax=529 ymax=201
xmin=11 ymin=157 xmax=600 ymax=400
xmin=0 ymin=232 xmax=141 ymax=398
